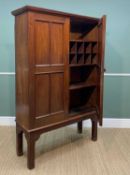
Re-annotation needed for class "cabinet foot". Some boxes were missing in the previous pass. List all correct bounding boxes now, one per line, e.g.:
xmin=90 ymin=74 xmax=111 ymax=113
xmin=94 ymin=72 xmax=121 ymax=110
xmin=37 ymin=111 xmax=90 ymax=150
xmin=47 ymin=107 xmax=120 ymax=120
xmin=91 ymin=116 xmax=98 ymax=141
xmin=16 ymin=124 xmax=23 ymax=156
xmin=25 ymin=133 xmax=36 ymax=169
xmin=25 ymin=133 xmax=40 ymax=169
xmin=77 ymin=121 xmax=83 ymax=134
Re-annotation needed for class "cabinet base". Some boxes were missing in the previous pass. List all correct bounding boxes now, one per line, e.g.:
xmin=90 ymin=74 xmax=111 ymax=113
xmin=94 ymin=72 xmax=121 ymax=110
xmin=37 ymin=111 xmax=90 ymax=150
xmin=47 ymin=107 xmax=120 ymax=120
xmin=16 ymin=114 xmax=98 ymax=169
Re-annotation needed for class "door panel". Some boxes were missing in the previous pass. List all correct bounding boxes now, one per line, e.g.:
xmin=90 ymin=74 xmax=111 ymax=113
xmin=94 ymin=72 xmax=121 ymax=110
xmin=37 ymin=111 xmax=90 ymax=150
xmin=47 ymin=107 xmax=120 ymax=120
xmin=98 ymin=15 xmax=106 ymax=125
xmin=50 ymin=23 xmax=64 ymax=64
xmin=50 ymin=73 xmax=64 ymax=113
xmin=35 ymin=21 xmax=50 ymax=65
xmin=35 ymin=74 xmax=50 ymax=117
xmin=32 ymin=14 xmax=69 ymax=120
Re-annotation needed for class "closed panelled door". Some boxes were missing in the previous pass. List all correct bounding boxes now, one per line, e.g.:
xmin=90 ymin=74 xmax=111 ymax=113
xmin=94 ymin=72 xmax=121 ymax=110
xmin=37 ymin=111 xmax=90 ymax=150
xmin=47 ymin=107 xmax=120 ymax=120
xmin=30 ymin=13 xmax=69 ymax=120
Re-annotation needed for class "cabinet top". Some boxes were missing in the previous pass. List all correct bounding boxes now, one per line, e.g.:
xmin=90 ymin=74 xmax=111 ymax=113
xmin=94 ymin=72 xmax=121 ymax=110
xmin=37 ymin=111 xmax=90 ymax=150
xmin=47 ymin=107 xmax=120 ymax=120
xmin=12 ymin=5 xmax=100 ymax=23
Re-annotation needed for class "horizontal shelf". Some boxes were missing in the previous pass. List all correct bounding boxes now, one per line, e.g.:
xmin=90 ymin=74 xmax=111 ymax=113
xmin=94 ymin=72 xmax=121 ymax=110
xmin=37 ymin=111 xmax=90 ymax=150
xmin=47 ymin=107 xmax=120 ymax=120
xmin=69 ymin=82 xmax=96 ymax=90
xmin=70 ymin=40 xmax=98 ymax=43
xmin=70 ymin=106 xmax=97 ymax=114
xmin=69 ymin=53 xmax=98 ymax=55
xmin=69 ymin=64 xmax=99 ymax=67
xmin=70 ymin=52 xmax=77 ymax=54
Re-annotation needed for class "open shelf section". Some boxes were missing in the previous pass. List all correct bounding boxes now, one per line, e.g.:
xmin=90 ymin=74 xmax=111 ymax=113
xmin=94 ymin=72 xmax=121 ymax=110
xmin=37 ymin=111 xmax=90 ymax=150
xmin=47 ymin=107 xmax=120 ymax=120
xmin=69 ymin=86 xmax=97 ymax=112
xmin=69 ymin=40 xmax=98 ymax=66
xmin=69 ymin=66 xmax=97 ymax=88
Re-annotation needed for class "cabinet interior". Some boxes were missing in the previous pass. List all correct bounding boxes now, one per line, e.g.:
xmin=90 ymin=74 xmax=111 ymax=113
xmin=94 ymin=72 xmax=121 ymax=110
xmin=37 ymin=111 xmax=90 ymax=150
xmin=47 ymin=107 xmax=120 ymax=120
xmin=69 ymin=87 xmax=97 ymax=112
xmin=69 ymin=18 xmax=99 ymax=113
xmin=70 ymin=18 xmax=98 ymax=40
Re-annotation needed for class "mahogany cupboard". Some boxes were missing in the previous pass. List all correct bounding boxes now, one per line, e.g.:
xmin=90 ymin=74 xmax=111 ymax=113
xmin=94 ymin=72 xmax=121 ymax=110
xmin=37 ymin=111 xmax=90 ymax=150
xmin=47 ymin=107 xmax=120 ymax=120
xmin=12 ymin=6 xmax=106 ymax=169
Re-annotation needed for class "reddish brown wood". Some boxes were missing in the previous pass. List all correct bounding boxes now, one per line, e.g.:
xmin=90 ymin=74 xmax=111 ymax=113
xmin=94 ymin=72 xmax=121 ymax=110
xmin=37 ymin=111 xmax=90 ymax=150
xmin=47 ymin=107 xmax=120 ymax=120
xmin=11 ymin=5 xmax=99 ymax=22
xmin=98 ymin=15 xmax=106 ymax=126
xmin=16 ymin=124 xmax=23 ymax=156
xmin=35 ymin=74 xmax=50 ymax=117
xmin=77 ymin=121 xmax=83 ymax=134
xmin=25 ymin=133 xmax=36 ymax=169
xmin=12 ymin=6 xmax=106 ymax=169
xmin=35 ymin=21 xmax=50 ymax=65
xmin=15 ymin=13 xmax=30 ymax=129
xmin=50 ymin=74 xmax=64 ymax=113
xmin=91 ymin=116 xmax=98 ymax=141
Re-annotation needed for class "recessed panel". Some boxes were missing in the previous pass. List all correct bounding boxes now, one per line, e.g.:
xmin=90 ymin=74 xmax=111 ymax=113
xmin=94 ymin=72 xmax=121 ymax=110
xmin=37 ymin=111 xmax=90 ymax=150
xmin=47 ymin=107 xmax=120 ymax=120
xmin=50 ymin=23 xmax=64 ymax=64
xmin=35 ymin=74 xmax=50 ymax=117
xmin=50 ymin=73 xmax=64 ymax=113
xmin=35 ymin=21 xmax=50 ymax=65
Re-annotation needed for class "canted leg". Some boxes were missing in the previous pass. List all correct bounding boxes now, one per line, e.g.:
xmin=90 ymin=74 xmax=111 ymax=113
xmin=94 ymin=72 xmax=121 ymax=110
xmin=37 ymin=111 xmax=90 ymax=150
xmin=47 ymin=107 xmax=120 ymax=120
xmin=25 ymin=133 xmax=36 ymax=169
xmin=16 ymin=124 xmax=23 ymax=156
xmin=77 ymin=121 xmax=83 ymax=134
xmin=91 ymin=117 xmax=98 ymax=141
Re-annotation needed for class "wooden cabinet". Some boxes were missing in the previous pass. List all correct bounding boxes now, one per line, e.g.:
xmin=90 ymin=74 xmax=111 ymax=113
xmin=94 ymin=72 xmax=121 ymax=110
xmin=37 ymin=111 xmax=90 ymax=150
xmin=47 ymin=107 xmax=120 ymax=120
xmin=12 ymin=6 xmax=106 ymax=169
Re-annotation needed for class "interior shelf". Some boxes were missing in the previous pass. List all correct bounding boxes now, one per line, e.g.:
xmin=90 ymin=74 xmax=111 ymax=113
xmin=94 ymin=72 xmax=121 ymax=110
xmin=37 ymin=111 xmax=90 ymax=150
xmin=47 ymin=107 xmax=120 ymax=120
xmin=70 ymin=106 xmax=97 ymax=114
xmin=69 ymin=82 xmax=96 ymax=90
xmin=69 ymin=64 xmax=99 ymax=67
xmin=70 ymin=39 xmax=97 ymax=42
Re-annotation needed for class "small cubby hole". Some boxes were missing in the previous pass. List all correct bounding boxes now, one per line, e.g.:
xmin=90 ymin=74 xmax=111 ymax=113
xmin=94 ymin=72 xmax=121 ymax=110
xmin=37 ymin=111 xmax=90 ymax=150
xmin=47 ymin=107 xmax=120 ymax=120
xmin=77 ymin=54 xmax=84 ymax=64
xmin=92 ymin=54 xmax=98 ymax=64
xmin=70 ymin=41 xmax=77 ymax=53
xmin=92 ymin=42 xmax=98 ymax=53
xmin=69 ymin=54 xmax=77 ymax=64
xmin=77 ymin=42 xmax=84 ymax=53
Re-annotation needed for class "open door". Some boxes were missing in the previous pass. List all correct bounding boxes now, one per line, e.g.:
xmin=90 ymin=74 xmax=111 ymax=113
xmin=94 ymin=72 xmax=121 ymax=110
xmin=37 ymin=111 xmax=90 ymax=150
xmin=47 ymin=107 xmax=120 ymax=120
xmin=98 ymin=15 xmax=106 ymax=125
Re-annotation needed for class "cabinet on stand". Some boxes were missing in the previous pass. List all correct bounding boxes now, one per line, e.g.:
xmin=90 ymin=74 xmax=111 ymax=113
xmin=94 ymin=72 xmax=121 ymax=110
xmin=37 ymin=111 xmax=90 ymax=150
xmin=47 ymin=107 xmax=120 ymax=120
xmin=12 ymin=6 xmax=106 ymax=169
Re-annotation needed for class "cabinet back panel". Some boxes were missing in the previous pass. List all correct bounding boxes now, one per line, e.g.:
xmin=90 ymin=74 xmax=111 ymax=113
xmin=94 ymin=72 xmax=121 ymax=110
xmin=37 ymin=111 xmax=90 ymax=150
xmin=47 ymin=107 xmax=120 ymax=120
xmin=70 ymin=66 xmax=97 ymax=84
xmin=70 ymin=24 xmax=98 ymax=41
xmin=69 ymin=87 xmax=97 ymax=110
xmin=83 ymin=26 xmax=98 ymax=41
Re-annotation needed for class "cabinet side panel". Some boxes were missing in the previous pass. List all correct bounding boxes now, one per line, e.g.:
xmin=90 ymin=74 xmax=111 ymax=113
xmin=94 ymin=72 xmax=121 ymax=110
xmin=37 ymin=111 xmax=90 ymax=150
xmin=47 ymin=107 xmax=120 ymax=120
xmin=15 ymin=13 xmax=29 ymax=128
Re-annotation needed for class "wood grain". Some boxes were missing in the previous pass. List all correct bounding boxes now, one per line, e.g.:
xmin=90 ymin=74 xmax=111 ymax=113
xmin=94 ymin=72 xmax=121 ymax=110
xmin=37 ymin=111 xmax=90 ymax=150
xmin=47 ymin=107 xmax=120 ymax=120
xmin=12 ymin=6 xmax=105 ymax=169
